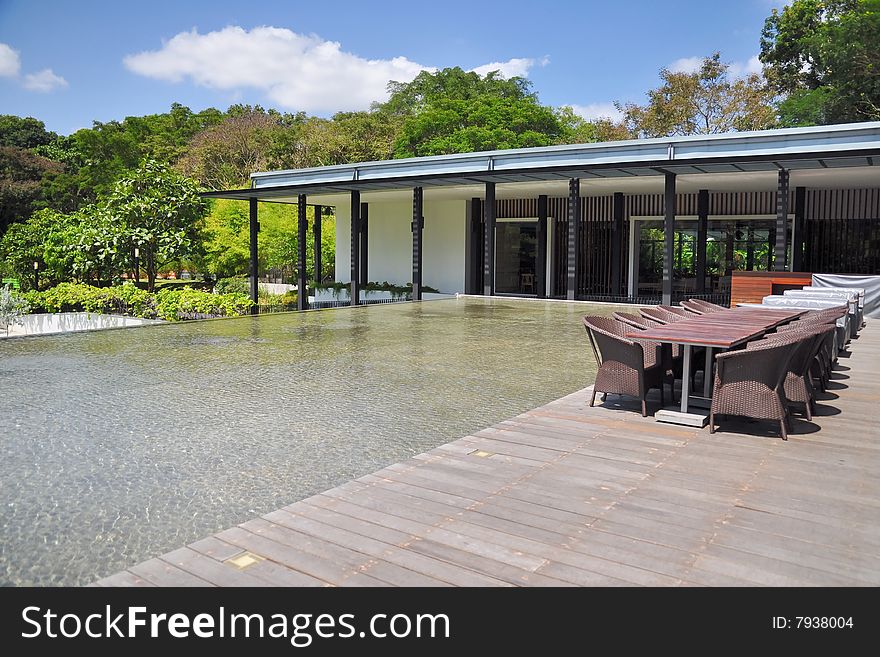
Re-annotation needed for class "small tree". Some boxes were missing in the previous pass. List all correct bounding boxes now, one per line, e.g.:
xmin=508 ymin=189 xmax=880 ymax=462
xmin=0 ymin=285 xmax=30 ymax=336
xmin=618 ymin=53 xmax=777 ymax=137
xmin=105 ymin=160 xmax=208 ymax=291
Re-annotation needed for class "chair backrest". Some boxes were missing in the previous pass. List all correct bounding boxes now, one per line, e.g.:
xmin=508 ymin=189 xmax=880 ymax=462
xmin=641 ymin=307 xmax=686 ymax=324
xmin=612 ymin=311 xmax=649 ymax=329
xmin=690 ymin=299 xmax=728 ymax=312
xmin=715 ymin=339 xmax=799 ymax=390
xmin=658 ymin=305 xmax=690 ymax=316
xmin=753 ymin=326 xmax=830 ymax=377
xmin=679 ymin=300 xmax=705 ymax=315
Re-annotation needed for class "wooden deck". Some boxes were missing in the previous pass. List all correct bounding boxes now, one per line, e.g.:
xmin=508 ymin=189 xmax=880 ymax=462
xmin=96 ymin=323 xmax=880 ymax=587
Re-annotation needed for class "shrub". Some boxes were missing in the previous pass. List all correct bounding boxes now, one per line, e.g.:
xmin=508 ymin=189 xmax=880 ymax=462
xmin=1 ymin=285 xmax=30 ymax=334
xmin=215 ymin=276 xmax=249 ymax=296
xmin=17 ymin=282 xmax=252 ymax=321
xmin=155 ymin=286 xmax=254 ymax=321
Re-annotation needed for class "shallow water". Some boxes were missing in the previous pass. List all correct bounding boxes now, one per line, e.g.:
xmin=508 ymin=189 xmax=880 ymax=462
xmin=0 ymin=298 xmax=607 ymax=586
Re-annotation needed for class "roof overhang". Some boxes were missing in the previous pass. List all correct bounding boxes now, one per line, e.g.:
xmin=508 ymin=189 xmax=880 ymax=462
xmin=202 ymin=122 xmax=880 ymax=202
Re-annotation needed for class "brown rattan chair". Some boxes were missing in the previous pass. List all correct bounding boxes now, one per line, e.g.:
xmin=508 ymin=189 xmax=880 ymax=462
xmin=658 ymin=305 xmax=690 ymax=317
xmin=640 ymin=306 xmax=686 ymax=324
xmin=679 ymin=300 xmax=707 ymax=315
xmin=583 ymin=316 xmax=667 ymax=417
xmin=688 ymin=299 xmax=729 ymax=312
xmin=709 ymin=340 xmax=799 ymax=440
xmin=749 ymin=326 xmax=832 ymax=421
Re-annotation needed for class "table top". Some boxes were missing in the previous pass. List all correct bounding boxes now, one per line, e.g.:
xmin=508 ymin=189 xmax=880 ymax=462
xmin=625 ymin=307 xmax=806 ymax=348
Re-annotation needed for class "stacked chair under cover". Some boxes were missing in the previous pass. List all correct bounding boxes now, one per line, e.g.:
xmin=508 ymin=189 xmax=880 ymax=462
xmin=582 ymin=316 xmax=668 ymax=417
xmin=709 ymin=339 xmax=800 ymax=440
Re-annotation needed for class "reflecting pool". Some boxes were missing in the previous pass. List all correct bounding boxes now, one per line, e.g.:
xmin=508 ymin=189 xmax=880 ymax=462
xmin=0 ymin=298 xmax=608 ymax=585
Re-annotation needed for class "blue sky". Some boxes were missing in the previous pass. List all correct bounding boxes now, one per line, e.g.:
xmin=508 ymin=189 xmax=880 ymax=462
xmin=0 ymin=0 xmax=785 ymax=135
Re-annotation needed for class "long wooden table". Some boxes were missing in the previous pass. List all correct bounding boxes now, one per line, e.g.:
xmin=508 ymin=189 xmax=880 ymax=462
xmin=626 ymin=307 xmax=806 ymax=417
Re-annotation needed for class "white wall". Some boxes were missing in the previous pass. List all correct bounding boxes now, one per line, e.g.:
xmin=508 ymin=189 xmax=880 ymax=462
xmin=334 ymin=198 xmax=466 ymax=294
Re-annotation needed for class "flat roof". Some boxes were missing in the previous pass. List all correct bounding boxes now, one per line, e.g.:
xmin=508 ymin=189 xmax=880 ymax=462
xmin=203 ymin=121 xmax=880 ymax=201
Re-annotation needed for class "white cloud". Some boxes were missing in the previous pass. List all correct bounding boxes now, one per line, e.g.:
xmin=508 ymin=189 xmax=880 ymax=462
xmin=22 ymin=68 xmax=68 ymax=92
xmin=472 ymin=57 xmax=542 ymax=78
xmin=0 ymin=43 xmax=21 ymax=77
xmin=569 ymin=102 xmax=623 ymax=122
xmin=668 ymin=56 xmax=703 ymax=74
xmin=670 ymin=53 xmax=763 ymax=78
xmin=730 ymin=54 xmax=763 ymax=78
xmin=124 ymin=26 xmax=541 ymax=113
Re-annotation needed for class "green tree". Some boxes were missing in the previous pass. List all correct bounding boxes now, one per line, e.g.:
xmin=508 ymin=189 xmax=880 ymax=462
xmin=760 ymin=0 xmax=880 ymax=125
xmin=104 ymin=160 xmax=208 ymax=290
xmin=199 ymin=199 xmax=335 ymax=282
xmin=619 ymin=53 xmax=777 ymax=137
xmin=176 ymin=109 xmax=283 ymax=190
xmin=0 ymin=208 xmax=77 ymax=288
xmin=377 ymin=67 xmax=567 ymax=157
xmin=555 ymin=106 xmax=633 ymax=144
xmin=0 ymin=115 xmax=58 ymax=149
xmin=0 ymin=146 xmax=63 ymax=235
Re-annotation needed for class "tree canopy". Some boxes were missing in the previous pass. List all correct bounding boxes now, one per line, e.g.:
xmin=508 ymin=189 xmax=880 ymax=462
xmin=761 ymin=0 xmax=880 ymax=125
xmin=618 ymin=53 xmax=776 ymax=138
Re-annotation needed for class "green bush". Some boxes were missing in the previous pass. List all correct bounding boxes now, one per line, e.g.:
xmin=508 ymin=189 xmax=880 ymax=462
xmin=20 ymin=282 xmax=252 ymax=321
xmin=215 ymin=276 xmax=249 ymax=296
xmin=155 ymin=286 xmax=253 ymax=321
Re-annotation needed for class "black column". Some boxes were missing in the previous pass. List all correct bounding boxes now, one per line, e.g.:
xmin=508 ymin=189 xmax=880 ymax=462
xmin=611 ymin=192 xmax=624 ymax=296
xmin=248 ymin=197 xmax=259 ymax=314
xmin=466 ymin=198 xmax=482 ymax=294
xmin=313 ymin=205 xmax=322 ymax=284
xmin=412 ymin=187 xmax=423 ymax=300
xmin=350 ymin=191 xmax=360 ymax=306
xmin=483 ymin=182 xmax=495 ymax=296
xmin=774 ymin=169 xmax=790 ymax=271
xmin=359 ymin=202 xmax=369 ymax=286
xmin=566 ymin=178 xmax=580 ymax=301
xmin=297 ymin=194 xmax=309 ymax=311
xmin=792 ymin=186 xmax=806 ymax=271
xmin=662 ymin=173 xmax=676 ymax=306
xmin=696 ymin=189 xmax=709 ymax=294
xmin=536 ymin=195 xmax=548 ymax=298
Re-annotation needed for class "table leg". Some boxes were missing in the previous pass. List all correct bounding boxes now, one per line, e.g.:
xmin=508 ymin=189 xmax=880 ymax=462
xmin=681 ymin=344 xmax=691 ymax=413
xmin=703 ymin=346 xmax=713 ymax=398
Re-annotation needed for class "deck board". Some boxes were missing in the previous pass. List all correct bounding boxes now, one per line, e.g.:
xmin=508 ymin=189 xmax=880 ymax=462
xmin=96 ymin=322 xmax=880 ymax=587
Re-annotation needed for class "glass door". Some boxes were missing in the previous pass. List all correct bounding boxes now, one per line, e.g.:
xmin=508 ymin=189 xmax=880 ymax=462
xmin=495 ymin=221 xmax=538 ymax=295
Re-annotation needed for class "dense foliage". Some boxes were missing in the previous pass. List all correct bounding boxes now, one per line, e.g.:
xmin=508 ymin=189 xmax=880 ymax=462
xmin=22 ymin=282 xmax=253 ymax=321
xmin=761 ymin=0 xmax=880 ymax=125
xmin=619 ymin=53 xmax=777 ymax=137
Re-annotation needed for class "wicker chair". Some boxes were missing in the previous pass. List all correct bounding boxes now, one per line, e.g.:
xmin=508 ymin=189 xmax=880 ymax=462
xmin=749 ymin=327 xmax=831 ymax=421
xmin=709 ymin=340 xmax=799 ymax=440
xmin=640 ymin=306 xmax=686 ymax=324
xmin=583 ymin=316 xmax=667 ymax=417
xmin=658 ymin=305 xmax=690 ymax=317
xmin=689 ymin=299 xmax=729 ymax=312
xmin=614 ymin=311 xmax=683 ymax=401
xmin=679 ymin=300 xmax=707 ymax=315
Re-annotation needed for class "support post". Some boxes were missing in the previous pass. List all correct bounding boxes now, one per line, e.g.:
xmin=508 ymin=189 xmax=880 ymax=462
xmin=536 ymin=195 xmax=548 ymax=298
xmin=466 ymin=198 xmax=482 ymax=294
xmin=566 ymin=178 xmax=580 ymax=301
xmin=313 ymin=205 xmax=322 ymax=284
xmin=359 ymin=202 xmax=369 ymax=286
xmin=483 ymin=182 xmax=495 ymax=296
xmin=412 ymin=187 xmax=423 ymax=300
xmin=662 ymin=173 xmax=676 ymax=306
xmin=774 ymin=169 xmax=790 ymax=271
xmin=611 ymin=192 xmax=624 ymax=297
xmin=249 ymin=197 xmax=259 ymax=314
xmin=350 ymin=191 xmax=360 ymax=306
xmin=792 ymin=186 xmax=806 ymax=271
xmin=297 ymin=194 xmax=309 ymax=311
xmin=696 ymin=189 xmax=708 ymax=294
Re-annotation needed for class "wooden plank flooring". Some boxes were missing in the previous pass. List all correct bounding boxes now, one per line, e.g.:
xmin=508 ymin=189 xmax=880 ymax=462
xmin=96 ymin=323 xmax=880 ymax=587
